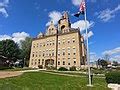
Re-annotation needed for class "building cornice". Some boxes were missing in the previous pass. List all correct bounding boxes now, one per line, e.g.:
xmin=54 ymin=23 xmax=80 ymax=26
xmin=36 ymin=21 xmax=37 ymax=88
xmin=33 ymin=29 xmax=80 ymax=41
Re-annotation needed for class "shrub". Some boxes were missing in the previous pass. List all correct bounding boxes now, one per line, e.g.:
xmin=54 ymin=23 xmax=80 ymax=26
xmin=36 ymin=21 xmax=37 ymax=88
xmin=58 ymin=67 xmax=68 ymax=71
xmin=70 ymin=66 xmax=76 ymax=71
xmin=0 ymin=67 xmax=13 ymax=70
xmin=105 ymin=71 xmax=120 ymax=84
xmin=93 ymin=70 xmax=103 ymax=74
xmin=116 ymin=67 xmax=120 ymax=70
xmin=38 ymin=65 xmax=43 ymax=69
xmin=46 ymin=66 xmax=56 ymax=70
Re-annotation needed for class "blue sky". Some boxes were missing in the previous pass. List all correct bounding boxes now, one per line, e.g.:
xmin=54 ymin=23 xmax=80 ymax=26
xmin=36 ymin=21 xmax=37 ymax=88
xmin=0 ymin=0 xmax=120 ymax=62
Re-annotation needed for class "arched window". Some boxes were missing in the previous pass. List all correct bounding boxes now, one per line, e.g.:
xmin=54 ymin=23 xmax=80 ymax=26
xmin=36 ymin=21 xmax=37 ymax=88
xmin=61 ymin=25 xmax=65 ymax=30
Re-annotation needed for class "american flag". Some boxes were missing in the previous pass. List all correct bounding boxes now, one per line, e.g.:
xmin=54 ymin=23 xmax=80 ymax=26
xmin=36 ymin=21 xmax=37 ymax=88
xmin=79 ymin=0 xmax=85 ymax=14
xmin=74 ymin=0 xmax=85 ymax=17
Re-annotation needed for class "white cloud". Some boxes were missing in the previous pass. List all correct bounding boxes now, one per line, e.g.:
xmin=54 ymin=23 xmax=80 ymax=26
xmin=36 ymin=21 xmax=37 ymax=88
xmin=0 ymin=8 xmax=8 ymax=17
xmin=0 ymin=0 xmax=9 ymax=18
xmin=72 ymin=0 xmax=96 ymax=6
xmin=102 ymin=47 xmax=120 ymax=55
xmin=0 ymin=34 xmax=11 ymax=41
xmin=90 ymin=52 xmax=98 ymax=62
xmin=82 ymin=31 xmax=94 ymax=40
xmin=97 ymin=4 xmax=120 ymax=22
xmin=46 ymin=11 xmax=62 ymax=26
xmin=111 ymin=55 xmax=120 ymax=62
xmin=71 ymin=20 xmax=95 ymax=32
xmin=0 ymin=32 xmax=30 ymax=44
xmin=72 ymin=0 xmax=82 ymax=6
xmin=12 ymin=32 xmax=30 ymax=44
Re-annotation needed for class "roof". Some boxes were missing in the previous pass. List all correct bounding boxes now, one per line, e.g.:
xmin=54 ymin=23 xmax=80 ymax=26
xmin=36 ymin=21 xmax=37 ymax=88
xmin=33 ymin=28 xmax=80 ymax=41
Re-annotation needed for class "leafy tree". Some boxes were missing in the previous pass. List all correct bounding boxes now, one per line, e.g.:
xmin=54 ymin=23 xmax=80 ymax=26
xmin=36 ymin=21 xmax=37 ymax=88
xmin=112 ymin=61 xmax=118 ymax=66
xmin=103 ymin=54 xmax=110 ymax=61
xmin=0 ymin=39 xmax=20 ymax=63
xmin=20 ymin=37 xmax=32 ymax=67
xmin=97 ymin=59 xmax=108 ymax=68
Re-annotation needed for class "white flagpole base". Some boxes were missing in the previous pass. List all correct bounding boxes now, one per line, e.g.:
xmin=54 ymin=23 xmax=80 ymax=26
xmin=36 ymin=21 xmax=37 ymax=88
xmin=87 ymin=84 xmax=93 ymax=87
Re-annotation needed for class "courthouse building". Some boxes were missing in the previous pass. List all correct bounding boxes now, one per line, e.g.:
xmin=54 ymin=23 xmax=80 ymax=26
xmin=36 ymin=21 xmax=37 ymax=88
xmin=29 ymin=12 xmax=86 ymax=69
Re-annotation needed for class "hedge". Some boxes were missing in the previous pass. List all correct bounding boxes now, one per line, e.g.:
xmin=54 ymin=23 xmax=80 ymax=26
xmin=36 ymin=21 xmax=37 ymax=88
xmin=58 ymin=67 xmax=68 ymax=71
xmin=0 ymin=67 xmax=13 ymax=70
xmin=105 ymin=71 xmax=120 ymax=84
xmin=70 ymin=66 xmax=76 ymax=71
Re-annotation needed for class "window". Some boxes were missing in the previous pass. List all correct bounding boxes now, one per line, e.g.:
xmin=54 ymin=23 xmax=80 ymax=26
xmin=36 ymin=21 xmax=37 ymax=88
xmin=32 ymin=53 xmax=34 ymax=57
xmin=73 ymin=58 xmax=76 ymax=65
xmin=68 ymin=58 xmax=70 ymax=65
xmin=35 ymin=59 xmax=37 ymax=65
xmin=68 ymin=63 xmax=70 ymax=65
xmin=68 ymin=47 xmax=70 ymax=55
xmin=58 ymin=49 xmax=60 ymax=56
xmin=36 ymin=52 xmax=38 ymax=57
xmin=47 ymin=40 xmax=49 ymax=46
xmin=50 ymin=41 xmax=52 ymax=45
xmin=74 ymin=61 xmax=76 ymax=64
xmin=63 ymin=61 xmax=65 ymax=65
xmin=31 ymin=62 xmax=33 ymax=65
xmin=31 ymin=59 xmax=33 ymax=65
xmin=38 ymin=59 xmax=40 ymax=64
xmin=63 ymin=38 xmax=65 ymax=44
xmin=53 ymin=42 xmax=54 ymax=45
xmin=33 ymin=44 xmax=35 ymax=48
xmin=39 ymin=51 xmax=41 ymax=57
xmin=68 ymin=58 xmax=70 ymax=61
xmin=58 ymin=40 xmax=60 ymax=44
xmin=73 ymin=48 xmax=76 ymax=55
xmin=73 ymin=38 xmax=75 ymax=43
xmin=63 ymin=52 xmax=65 ymax=55
xmin=43 ymin=51 xmax=45 ymax=57
xmin=43 ymin=43 xmax=45 ymax=47
xmin=37 ymin=43 xmax=38 ymax=47
xmin=52 ymin=39 xmax=55 ymax=45
xmin=49 ymin=50 xmax=51 ymax=56
xmin=58 ymin=61 xmax=60 ymax=65
xmin=73 ymin=53 xmax=76 ymax=55
xmin=68 ymin=53 xmax=70 ymax=55
xmin=40 ymin=43 xmax=42 ymax=47
xmin=42 ymin=59 xmax=44 ymax=65
xmin=61 ymin=25 xmax=65 ymax=30
xmin=68 ymin=40 xmax=70 ymax=43
xmin=46 ymin=50 xmax=48 ymax=56
xmin=62 ymin=49 xmax=65 ymax=56
xmin=52 ymin=50 xmax=54 ymax=56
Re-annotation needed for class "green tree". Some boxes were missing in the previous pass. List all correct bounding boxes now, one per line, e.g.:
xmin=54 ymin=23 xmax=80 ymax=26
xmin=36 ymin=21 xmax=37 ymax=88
xmin=99 ymin=59 xmax=108 ymax=68
xmin=20 ymin=37 xmax=32 ymax=67
xmin=112 ymin=61 xmax=118 ymax=66
xmin=0 ymin=39 xmax=20 ymax=63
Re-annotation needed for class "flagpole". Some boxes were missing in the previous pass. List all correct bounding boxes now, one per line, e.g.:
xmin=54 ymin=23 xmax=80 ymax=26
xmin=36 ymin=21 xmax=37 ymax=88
xmin=84 ymin=0 xmax=92 ymax=86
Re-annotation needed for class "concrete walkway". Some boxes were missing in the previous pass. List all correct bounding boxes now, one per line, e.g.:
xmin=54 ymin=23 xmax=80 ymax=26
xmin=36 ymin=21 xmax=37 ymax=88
xmin=0 ymin=69 xmax=46 ymax=79
xmin=0 ymin=69 xmax=105 ymax=79
xmin=41 ymin=71 xmax=105 ymax=78
xmin=0 ymin=71 xmax=23 ymax=79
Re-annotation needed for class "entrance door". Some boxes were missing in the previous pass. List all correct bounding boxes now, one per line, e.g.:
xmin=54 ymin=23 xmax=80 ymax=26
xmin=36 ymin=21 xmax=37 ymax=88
xmin=45 ymin=59 xmax=54 ymax=67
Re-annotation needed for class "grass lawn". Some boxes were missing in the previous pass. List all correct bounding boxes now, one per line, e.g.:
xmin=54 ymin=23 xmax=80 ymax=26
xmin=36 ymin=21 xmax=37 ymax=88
xmin=0 ymin=72 xmax=110 ymax=90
